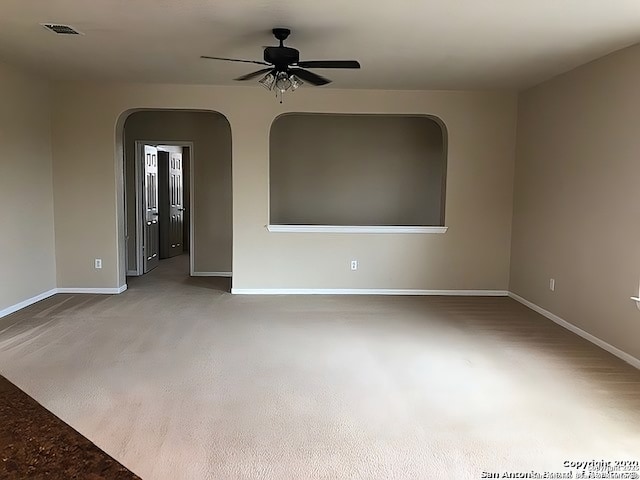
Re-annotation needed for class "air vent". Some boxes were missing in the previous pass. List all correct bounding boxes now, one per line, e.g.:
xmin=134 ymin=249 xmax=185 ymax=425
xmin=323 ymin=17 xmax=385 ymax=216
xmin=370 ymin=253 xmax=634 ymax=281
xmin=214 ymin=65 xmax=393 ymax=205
xmin=41 ymin=23 xmax=83 ymax=35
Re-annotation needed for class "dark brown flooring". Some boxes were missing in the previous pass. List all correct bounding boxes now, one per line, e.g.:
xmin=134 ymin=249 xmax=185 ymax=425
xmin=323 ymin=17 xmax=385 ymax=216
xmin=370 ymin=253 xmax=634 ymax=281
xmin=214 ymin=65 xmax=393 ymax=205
xmin=0 ymin=374 xmax=139 ymax=479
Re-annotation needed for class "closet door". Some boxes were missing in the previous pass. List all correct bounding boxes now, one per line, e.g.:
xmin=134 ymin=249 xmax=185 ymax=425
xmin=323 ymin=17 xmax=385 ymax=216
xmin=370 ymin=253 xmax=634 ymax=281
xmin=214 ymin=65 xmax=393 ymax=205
xmin=143 ymin=145 xmax=160 ymax=273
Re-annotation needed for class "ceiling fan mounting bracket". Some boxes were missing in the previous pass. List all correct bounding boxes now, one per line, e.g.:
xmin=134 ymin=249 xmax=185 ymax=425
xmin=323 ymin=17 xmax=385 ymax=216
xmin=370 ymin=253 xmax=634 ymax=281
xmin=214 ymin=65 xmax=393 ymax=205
xmin=272 ymin=28 xmax=291 ymax=44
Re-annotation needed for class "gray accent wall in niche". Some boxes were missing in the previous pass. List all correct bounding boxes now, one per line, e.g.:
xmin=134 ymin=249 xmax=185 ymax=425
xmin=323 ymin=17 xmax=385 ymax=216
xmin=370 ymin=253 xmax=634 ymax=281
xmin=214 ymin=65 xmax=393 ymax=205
xmin=269 ymin=113 xmax=447 ymax=226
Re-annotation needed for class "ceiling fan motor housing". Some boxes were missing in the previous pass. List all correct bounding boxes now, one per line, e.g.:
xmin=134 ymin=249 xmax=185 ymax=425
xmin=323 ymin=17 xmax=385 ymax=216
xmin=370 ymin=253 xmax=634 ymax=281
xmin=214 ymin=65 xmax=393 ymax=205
xmin=264 ymin=46 xmax=299 ymax=71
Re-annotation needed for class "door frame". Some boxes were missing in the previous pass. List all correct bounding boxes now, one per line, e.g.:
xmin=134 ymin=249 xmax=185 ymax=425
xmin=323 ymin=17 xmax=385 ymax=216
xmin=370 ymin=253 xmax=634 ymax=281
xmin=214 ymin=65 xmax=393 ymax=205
xmin=132 ymin=140 xmax=195 ymax=276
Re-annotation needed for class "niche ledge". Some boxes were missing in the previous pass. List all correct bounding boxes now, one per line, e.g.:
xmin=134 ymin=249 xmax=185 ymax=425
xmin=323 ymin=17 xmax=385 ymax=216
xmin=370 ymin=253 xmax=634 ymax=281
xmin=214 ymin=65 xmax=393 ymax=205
xmin=266 ymin=225 xmax=448 ymax=234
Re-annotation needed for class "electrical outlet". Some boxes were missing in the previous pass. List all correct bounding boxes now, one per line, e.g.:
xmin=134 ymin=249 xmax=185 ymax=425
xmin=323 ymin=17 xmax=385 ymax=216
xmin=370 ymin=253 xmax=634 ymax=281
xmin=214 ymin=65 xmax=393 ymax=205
xmin=95 ymin=258 xmax=102 ymax=269
xmin=549 ymin=278 xmax=555 ymax=291
xmin=350 ymin=260 xmax=358 ymax=271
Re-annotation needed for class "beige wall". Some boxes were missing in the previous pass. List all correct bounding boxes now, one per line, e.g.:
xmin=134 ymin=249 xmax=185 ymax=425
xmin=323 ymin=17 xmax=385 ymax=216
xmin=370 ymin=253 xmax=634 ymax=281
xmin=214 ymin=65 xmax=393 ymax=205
xmin=270 ymin=114 xmax=445 ymax=226
xmin=124 ymin=111 xmax=232 ymax=273
xmin=49 ymin=82 xmax=517 ymax=291
xmin=511 ymin=44 xmax=640 ymax=360
xmin=0 ymin=62 xmax=56 ymax=311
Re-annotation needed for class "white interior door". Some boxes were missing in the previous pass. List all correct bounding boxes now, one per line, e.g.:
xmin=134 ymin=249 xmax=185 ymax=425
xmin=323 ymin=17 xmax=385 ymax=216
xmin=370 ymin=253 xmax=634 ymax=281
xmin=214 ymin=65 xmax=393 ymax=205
xmin=143 ymin=145 xmax=160 ymax=273
xmin=168 ymin=152 xmax=184 ymax=258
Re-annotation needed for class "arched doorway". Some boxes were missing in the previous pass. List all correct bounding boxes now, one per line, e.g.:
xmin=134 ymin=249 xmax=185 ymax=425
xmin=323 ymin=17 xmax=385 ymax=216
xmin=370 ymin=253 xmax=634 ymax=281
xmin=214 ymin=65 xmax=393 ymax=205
xmin=115 ymin=109 xmax=232 ymax=286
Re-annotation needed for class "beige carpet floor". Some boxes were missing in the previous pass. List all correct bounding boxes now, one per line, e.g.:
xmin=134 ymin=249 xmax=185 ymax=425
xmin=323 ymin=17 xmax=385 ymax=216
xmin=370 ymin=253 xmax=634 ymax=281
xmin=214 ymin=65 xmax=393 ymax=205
xmin=0 ymin=255 xmax=638 ymax=479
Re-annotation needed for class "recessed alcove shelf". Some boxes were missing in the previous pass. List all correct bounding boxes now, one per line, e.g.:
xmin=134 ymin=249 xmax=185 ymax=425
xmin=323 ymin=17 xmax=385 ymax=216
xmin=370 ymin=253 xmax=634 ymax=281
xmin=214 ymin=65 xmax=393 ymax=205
xmin=266 ymin=225 xmax=448 ymax=234
xmin=269 ymin=113 xmax=448 ymax=229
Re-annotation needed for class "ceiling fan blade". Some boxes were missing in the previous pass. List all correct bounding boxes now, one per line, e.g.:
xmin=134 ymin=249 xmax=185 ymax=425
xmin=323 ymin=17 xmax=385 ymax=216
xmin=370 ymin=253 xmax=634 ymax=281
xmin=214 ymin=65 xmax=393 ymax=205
xmin=296 ymin=60 xmax=361 ymax=69
xmin=200 ymin=55 xmax=270 ymax=66
xmin=290 ymin=68 xmax=331 ymax=86
xmin=234 ymin=68 xmax=274 ymax=81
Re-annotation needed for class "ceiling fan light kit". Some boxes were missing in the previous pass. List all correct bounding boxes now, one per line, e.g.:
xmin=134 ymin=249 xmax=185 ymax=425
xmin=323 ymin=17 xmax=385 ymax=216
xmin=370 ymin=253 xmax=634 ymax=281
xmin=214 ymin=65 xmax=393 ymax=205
xmin=258 ymin=72 xmax=275 ymax=90
xmin=201 ymin=28 xmax=360 ymax=103
xmin=259 ymin=71 xmax=304 ymax=102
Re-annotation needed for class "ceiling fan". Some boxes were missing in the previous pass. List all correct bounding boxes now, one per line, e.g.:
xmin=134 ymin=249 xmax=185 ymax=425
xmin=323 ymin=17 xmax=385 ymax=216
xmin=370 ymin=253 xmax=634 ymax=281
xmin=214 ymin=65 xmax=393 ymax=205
xmin=201 ymin=28 xmax=360 ymax=101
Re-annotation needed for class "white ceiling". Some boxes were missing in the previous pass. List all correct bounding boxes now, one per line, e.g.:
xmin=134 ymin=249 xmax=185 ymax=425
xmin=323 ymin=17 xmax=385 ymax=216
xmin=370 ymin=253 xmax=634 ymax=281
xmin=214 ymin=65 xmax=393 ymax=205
xmin=2 ymin=0 xmax=640 ymax=90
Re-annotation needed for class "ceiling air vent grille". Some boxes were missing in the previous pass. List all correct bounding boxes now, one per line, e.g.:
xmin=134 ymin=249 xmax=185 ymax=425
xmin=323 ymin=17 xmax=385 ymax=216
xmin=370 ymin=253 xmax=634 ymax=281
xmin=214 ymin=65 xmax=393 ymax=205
xmin=41 ymin=24 xmax=83 ymax=35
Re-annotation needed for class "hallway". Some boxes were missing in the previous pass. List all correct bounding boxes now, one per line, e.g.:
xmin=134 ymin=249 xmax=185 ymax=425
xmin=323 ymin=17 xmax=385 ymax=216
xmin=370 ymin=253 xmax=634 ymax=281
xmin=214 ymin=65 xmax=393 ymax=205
xmin=127 ymin=254 xmax=230 ymax=294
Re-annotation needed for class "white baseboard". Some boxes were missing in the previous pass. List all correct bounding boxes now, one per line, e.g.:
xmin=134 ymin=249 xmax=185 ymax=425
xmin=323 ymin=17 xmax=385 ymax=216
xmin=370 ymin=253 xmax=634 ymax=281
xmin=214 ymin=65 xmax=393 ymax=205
xmin=231 ymin=288 xmax=509 ymax=296
xmin=192 ymin=272 xmax=232 ymax=277
xmin=6 ymin=286 xmax=635 ymax=370
xmin=0 ymin=288 xmax=58 ymax=319
xmin=508 ymin=292 xmax=640 ymax=370
xmin=0 ymin=285 xmax=128 ymax=318
xmin=57 ymin=285 xmax=128 ymax=294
